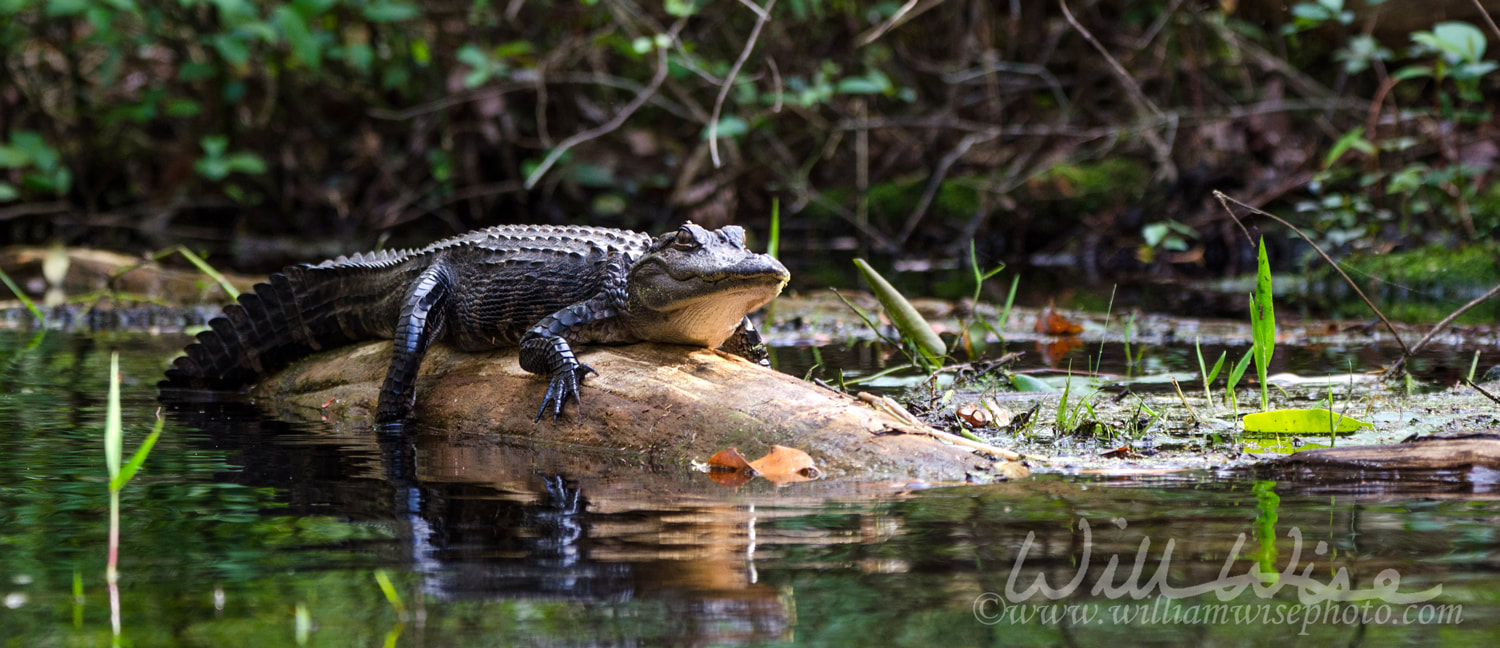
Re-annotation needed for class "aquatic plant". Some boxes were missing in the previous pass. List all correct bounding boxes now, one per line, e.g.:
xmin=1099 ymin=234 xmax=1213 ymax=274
xmin=104 ymin=352 xmax=164 ymax=640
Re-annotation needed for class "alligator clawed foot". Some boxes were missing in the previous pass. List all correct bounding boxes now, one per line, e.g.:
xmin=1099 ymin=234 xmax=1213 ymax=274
xmin=534 ymin=363 xmax=598 ymax=423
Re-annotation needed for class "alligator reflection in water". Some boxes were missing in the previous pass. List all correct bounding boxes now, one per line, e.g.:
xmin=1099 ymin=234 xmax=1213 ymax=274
xmin=177 ymin=404 xmax=793 ymax=642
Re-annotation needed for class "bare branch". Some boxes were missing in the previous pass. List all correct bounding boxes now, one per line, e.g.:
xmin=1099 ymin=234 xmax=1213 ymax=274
xmin=1213 ymin=190 xmax=1412 ymax=359
xmin=1470 ymin=0 xmax=1500 ymax=41
xmin=710 ymin=0 xmax=777 ymax=169
xmin=857 ymin=0 xmax=944 ymax=46
xmin=525 ymin=21 xmax=684 ymax=190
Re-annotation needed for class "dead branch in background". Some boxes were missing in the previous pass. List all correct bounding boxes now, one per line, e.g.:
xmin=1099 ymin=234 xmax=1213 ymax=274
xmin=1213 ymin=190 xmax=1410 ymax=357
xmin=1058 ymin=0 xmax=1176 ymax=180
xmin=525 ymin=19 xmax=686 ymax=189
xmin=709 ymin=0 xmax=776 ymax=169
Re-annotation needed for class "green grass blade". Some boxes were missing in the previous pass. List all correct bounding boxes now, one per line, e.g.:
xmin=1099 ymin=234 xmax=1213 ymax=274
xmin=852 ymin=258 xmax=946 ymax=363
xmin=0 ymin=266 xmax=45 ymax=324
xmin=105 ymin=353 xmax=122 ymax=482
xmin=1226 ymin=347 xmax=1254 ymax=412
xmin=174 ymin=246 xmax=240 ymax=299
xmin=996 ymin=274 xmax=1019 ymax=332
xmin=767 ymin=198 xmax=780 ymax=259
xmin=109 ymin=414 xmax=164 ymax=492
xmin=374 ymin=570 xmax=408 ymax=617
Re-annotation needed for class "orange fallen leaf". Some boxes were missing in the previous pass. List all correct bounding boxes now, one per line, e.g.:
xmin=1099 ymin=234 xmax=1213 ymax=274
xmin=748 ymin=445 xmax=821 ymax=483
xmin=1034 ymin=302 xmax=1083 ymax=336
xmin=706 ymin=448 xmax=757 ymax=474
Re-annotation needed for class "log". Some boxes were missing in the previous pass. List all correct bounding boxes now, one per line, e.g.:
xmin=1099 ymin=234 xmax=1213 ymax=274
xmin=249 ymin=341 xmax=1026 ymax=482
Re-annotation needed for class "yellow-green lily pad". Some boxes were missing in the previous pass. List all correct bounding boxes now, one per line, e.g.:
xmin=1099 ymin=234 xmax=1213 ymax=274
xmin=1242 ymin=408 xmax=1370 ymax=435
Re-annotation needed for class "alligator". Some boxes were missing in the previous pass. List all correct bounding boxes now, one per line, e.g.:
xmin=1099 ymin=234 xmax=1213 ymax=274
xmin=161 ymin=222 xmax=790 ymax=422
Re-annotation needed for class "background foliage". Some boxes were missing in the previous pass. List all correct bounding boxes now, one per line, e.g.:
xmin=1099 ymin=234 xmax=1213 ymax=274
xmin=0 ymin=0 xmax=1496 ymax=276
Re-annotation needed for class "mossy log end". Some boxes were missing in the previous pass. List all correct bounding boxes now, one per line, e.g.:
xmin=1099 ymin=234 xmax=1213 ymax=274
xmin=249 ymin=341 xmax=1017 ymax=482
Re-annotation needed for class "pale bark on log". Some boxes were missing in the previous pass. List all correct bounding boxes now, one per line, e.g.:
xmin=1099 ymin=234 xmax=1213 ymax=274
xmin=250 ymin=341 xmax=1024 ymax=482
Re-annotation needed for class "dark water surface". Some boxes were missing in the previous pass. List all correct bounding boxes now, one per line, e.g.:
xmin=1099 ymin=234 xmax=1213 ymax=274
xmin=1 ymin=330 xmax=1497 ymax=646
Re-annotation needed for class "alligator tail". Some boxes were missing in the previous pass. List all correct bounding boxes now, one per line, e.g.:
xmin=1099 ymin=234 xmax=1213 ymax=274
xmin=160 ymin=259 xmax=405 ymax=391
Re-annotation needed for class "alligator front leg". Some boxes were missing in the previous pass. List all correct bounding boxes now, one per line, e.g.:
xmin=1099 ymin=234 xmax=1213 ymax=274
xmin=376 ymin=264 xmax=450 ymax=422
xmin=519 ymin=297 xmax=615 ymax=422
xmin=720 ymin=316 xmax=771 ymax=367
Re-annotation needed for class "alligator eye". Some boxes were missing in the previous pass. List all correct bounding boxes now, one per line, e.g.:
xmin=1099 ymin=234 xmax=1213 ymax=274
xmin=672 ymin=230 xmax=699 ymax=250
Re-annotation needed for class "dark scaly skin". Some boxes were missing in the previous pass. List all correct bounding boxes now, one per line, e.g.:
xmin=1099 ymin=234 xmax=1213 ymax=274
xmin=161 ymin=222 xmax=790 ymax=423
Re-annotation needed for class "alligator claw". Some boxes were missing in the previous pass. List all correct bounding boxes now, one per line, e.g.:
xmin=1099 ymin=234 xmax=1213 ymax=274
xmin=534 ymin=363 xmax=597 ymax=423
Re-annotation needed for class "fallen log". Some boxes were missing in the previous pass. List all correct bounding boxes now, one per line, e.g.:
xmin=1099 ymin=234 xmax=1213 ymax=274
xmin=249 ymin=341 xmax=1029 ymax=482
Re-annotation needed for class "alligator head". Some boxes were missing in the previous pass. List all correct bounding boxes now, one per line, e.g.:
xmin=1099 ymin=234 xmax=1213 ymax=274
xmin=626 ymin=222 xmax=790 ymax=347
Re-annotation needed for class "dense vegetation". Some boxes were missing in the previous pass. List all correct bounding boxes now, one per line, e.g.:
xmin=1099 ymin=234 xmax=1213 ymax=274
xmin=1 ymin=0 xmax=1497 ymax=277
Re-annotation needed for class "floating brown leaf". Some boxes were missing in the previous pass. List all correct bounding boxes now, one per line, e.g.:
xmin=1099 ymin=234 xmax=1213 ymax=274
xmin=706 ymin=447 xmax=757 ymax=474
xmin=748 ymin=445 xmax=821 ymax=483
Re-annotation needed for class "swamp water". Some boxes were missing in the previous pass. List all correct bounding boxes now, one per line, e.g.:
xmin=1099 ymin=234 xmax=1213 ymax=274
xmin=0 ymin=328 xmax=1497 ymax=646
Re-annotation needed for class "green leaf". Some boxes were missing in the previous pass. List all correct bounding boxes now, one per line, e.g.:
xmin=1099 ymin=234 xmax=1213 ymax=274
xmin=1453 ymin=60 xmax=1498 ymax=81
xmin=0 ymin=145 xmax=28 ymax=168
xmin=1010 ymin=373 xmax=1058 ymax=392
xmin=45 ymin=0 xmax=88 ymax=15
xmin=1226 ymin=347 xmax=1253 ymax=392
xmin=1142 ymin=222 xmax=1169 ymax=247
xmin=109 ymin=415 xmax=164 ymax=491
xmin=456 ymin=44 xmax=489 ymax=68
xmin=201 ymin=136 xmax=228 ymax=157
xmin=853 ymin=258 xmax=947 ymax=364
xmin=703 ymin=116 xmax=749 ymax=139
xmin=223 ymin=153 xmax=266 ymax=175
xmin=1250 ymin=238 xmax=1276 ymax=411
xmin=836 ymin=73 xmax=891 ymax=95
xmin=1290 ymin=3 xmax=1332 ymax=21
xmin=1242 ymin=408 xmax=1369 ymax=435
xmin=165 ymin=98 xmax=202 ymax=117
xmin=1432 ymin=21 xmax=1486 ymax=62
xmin=363 ymin=1 xmax=418 ymax=22
xmin=0 ymin=183 xmax=16 ymax=201
xmin=1392 ymin=64 xmax=1432 ymax=82
xmin=664 ymin=0 xmax=697 ymax=17
xmin=273 ymin=6 xmax=321 ymax=70
xmin=211 ymin=33 xmax=251 ymax=67
xmin=342 ymin=43 xmax=373 ymax=72
xmin=1323 ymin=127 xmax=1370 ymax=168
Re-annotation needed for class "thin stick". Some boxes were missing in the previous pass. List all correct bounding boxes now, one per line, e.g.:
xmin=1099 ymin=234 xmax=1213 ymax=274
xmin=1470 ymin=0 xmax=1500 ymax=41
xmin=857 ymin=0 xmax=929 ymax=46
xmin=1058 ymin=0 xmax=1162 ymax=118
xmin=1170 ymin=378 xmax=1202 ymax=425
xmin=709 ymin=0 xmax=776 ymax=169
xmin=1213 ymin=190 xmax=1410 ymax=357
xmin=1057 ymin=0 xmax=1173 ymax=171
xmin=526 ymin=20 xmax=684 ymax=189
xmin=1462 ymin=377 xmax=1500 ymax=406
xmin=1388 ymin=282 xmax=1500 ymax=376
